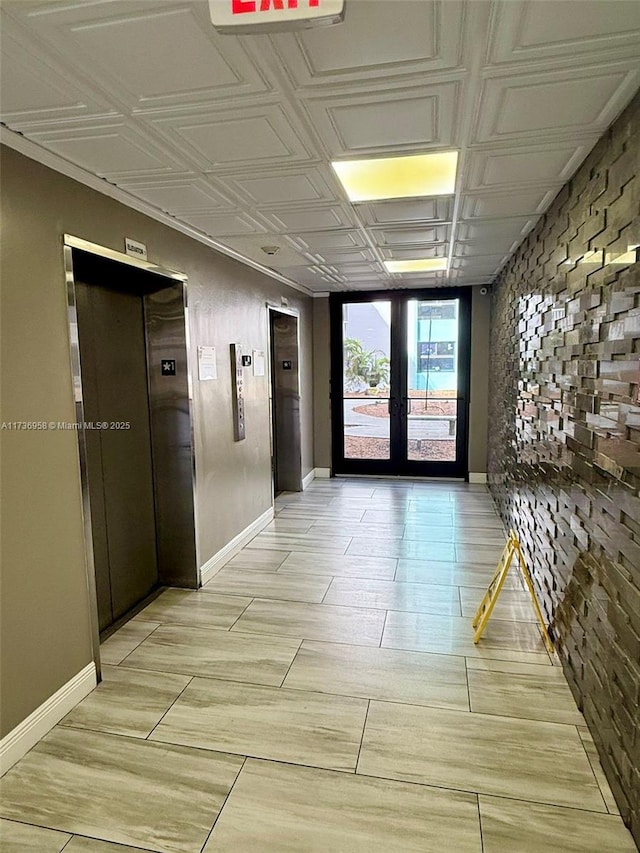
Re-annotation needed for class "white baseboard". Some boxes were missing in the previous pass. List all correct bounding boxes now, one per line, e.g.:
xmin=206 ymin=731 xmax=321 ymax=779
xmin=0 ymin=662 xmax=97 ymax=776
xmin=302 ymin=469 xmax=315 ymax=490
xmin=469 ymin=472 xmax=488 ymax=484
xmin=314 ymin=467 xmax=331 ymax=479
xmin=199 ymin=506 xmax=275 ymax=586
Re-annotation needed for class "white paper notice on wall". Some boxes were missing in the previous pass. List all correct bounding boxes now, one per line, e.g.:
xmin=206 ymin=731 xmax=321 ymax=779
xmin=253 ymin=350 xmax=265 ymax=377
xmin=198 ymin=346 xmax=218 ymax=381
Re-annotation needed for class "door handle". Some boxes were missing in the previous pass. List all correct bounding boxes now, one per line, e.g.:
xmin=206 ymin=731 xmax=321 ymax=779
xmin=405 ymin=397 xmax=412 ymax=414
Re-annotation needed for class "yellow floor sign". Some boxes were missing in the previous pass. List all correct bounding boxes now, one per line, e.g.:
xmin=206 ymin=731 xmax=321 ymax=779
xmin=472 ymin=530 xmax=554 ymax=654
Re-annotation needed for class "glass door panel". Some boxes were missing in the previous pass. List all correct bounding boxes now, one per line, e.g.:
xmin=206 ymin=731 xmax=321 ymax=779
xmin=341 ymin=301 xmax=391 ymax=460
xmin=406 ymin=298 xmax=459 ymax=463
xmin=331 ymin=289 xmax=469 ymax=478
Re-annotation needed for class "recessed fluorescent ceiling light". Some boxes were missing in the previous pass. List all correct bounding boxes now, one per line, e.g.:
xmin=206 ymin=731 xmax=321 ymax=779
xmin=385 ymin=259 xmax=448 ymax=273
xmin=332 ymin=152 xmax=458 ymax=202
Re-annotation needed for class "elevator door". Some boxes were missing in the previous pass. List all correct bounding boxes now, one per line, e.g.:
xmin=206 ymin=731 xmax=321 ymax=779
xmin=270 ymin=311 xmax=302 ymax=494
xmin=75 ymin=281 xmax=158 ymax=632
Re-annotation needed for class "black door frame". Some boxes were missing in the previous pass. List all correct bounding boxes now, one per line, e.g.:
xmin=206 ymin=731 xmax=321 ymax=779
xmin=330 ymin=287 xmax=471 ymax=479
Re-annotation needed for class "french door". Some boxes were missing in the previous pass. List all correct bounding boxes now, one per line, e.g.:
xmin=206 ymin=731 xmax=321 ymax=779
xmin=330 ymin=288 xmax=471 ymax=478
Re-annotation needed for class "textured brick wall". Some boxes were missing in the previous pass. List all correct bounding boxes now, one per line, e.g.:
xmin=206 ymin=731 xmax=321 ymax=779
xmin=488 ymin=91 xmax=640 ymax=844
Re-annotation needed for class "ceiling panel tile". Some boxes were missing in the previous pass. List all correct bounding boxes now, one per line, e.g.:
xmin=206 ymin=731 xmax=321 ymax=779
xmin=474 ymin=64 xmax=639 ymax=143
xmin=456 ymin=216 xmax=534 ymax=243
xmin=269 ymin=0 xmax=463 ymax=87
xmin=219 ymin=235 xmax=309 ymax=267
xmin=116 ymin=178 xmax=233 ymax=214
xmin=460 ymin=190 xmax=554 ymax=219
xmin=151 ymin=104 xmax=312 ymax=171
xmin=381 ymin=245 xmax=448 ymax=261
xmin=386 ymin=270 xmax=447 ymax=286
xmin=263 ymin=203 xmax=355 ymax=232
xmin=302 ymin=82 xmax=457 ymax=157
xmin=10 ymin=2 xmax=271 ymax=110
xmin=221 ymin=167 xmax=336 ymax=206
xmin=452 ymin=255 xmax=505 ymax=272
xmin=180 ymin=211 xmax=268 ymax=237
xmin=454 ymin=235 xmax=534 ymax=257
xmin=369 ymin=226 xmax=449 ymax=247
xmin=310 ymin=248 xmax=377 ymax=264
xmin=488 ymin=0 xmax=640 ymax=66
xmin=465 ymin=140 xmax=600 ymax=191
xmin=291 ymin=230 xmax=367 ymax=250
xmin=358 ymin=198 xmax=453 ymax=226
xmin=0 ymin=27 xmax=111 ymax=125
xmin=28 ymin=121 xmax=185 ymax=179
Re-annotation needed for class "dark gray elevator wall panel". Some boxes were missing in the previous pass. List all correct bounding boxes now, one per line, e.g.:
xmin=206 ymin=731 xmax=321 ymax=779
xmin=270 ymin=312 xmax=302 ymax=494
xmin=145 ymin=286 xmax=198 ymax=588
xmin=75 ymin=279 xmax=158 ymax=626
xmin=74 ymin=282 xmax=113 ymax=631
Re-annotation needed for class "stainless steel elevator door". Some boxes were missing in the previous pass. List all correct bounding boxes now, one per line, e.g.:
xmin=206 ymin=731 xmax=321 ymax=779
xmin=270 ymin=311 xmax=302 ymax=494
xmin=75 ymin=281 xmax=158 ymax=631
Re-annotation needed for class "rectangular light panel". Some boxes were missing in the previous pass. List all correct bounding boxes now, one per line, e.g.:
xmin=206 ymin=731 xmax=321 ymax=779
xmin=332 ymin=152 xmax=458 ymax=202
xmin=384 ymin=258 xmax=448 ymax=273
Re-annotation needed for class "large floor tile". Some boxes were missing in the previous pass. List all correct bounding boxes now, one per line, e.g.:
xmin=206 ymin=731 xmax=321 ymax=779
xmin=460 ymin=586 xmax=538 ymax=621
xmin=455 ymin=543 xmax=504 ymax=564
xmin=134 ymin=589 xmax=251 ymax=629
xmin=202 ymin=568 xmax=332 ymax=603
xmin=263 ymin=518 xmax=314 ymax=533
xmin=222 ymin=549 xmax=290 ymax=571
xmin=468 ymin=667 xmax=584 ymax=726
xmin=231 ymin=599 xmax=385 ymax=645
xmin=323 ymin=577 xmax=461 ymax=616
xmin=283 ymin=640 xmax=469 ymax=710
xmin=309 ymin=522 xmax=406 ymax=539
xmin=479 ymin=795 xmax=636 ymax=852
xmin=0 ymin=818 xmax=70 ymax=852
xmin=120 ymin=624 xmax=300 ymax=686
xmin=382 ymin=611 xmax=551 ymax=664
xmin=347 ymin=537 xmax=456 ymax=561
xmin=100 ymin=620 xmax=160 ymax=665
xmin=204 ymin=759 xmax=482 ymax=852
xmin=276 ymin=509 xmax=366 ymax=522
xmin=65 ymin=838 xmax=158 ymax=852
xmin=578 ymin=726 xmax=621 ymax=814
xmin=60 ymin=665 xmax=191 ymax=737
xmin=395 ymin=559 xmax=522 ymax=588
xmin=149 ymin=678 xmax=367 ymax=772
xmin=402 ymin=527 xmax=505 ymax=545
xmin=466 ymin=656 xmax=566 ymax=676
xmin=278 ymin=551 xmax=396 ymax=579
xmin=247 ymin=533 xmax=351 ymax=553
xmin=358 ymin=702 xmax=605 ymax=811
xmin=0 ymin=727 xmax=243 ymax=853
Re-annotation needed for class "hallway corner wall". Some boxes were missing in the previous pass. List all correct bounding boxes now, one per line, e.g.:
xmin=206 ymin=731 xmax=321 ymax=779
xmin=469 ymin=286 xmax=490 ymax=475
xmin=0 ymin=144 xmax=313 ymax=740
xmin=487 ymin=91 xmax=640 ymax=844
xmin=312 ymin=296 xmax=332 ymax=472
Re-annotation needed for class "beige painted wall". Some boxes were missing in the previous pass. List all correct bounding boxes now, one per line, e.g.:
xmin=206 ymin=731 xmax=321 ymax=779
xmin=312 ymin=297 xmax=332 ymax=471
xmin=0 ymin=145 xmax=313 ymax=736
xmin=309 ymin=292 xmax=491 ymax=474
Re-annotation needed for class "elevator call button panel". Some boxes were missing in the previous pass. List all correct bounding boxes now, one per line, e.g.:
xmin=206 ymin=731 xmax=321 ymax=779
xmin=230 ymin=343 xmax=246 ymax=441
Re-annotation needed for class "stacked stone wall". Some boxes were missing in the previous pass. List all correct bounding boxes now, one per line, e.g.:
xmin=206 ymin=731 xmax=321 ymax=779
xmin=488 ymin=91 xmax=640 ymax=843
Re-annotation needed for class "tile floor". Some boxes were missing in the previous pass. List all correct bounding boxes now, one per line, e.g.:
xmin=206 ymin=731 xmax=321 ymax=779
xmin=1 ymin=479 xmax=636 ymax=852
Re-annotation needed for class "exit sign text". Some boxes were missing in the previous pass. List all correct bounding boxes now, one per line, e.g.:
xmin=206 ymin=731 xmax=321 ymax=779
xmin=209 ymin=0 xmax=345 ymax=32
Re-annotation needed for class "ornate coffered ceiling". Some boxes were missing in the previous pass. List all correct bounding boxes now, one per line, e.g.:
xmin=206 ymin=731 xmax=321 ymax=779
xmin=2 ymin=0 xmax=639 ymax=294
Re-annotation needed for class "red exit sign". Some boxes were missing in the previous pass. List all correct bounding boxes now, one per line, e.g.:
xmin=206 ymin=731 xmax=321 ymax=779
xmin=209 ymin=0 xmax=345 ymax=32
